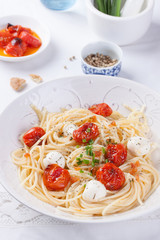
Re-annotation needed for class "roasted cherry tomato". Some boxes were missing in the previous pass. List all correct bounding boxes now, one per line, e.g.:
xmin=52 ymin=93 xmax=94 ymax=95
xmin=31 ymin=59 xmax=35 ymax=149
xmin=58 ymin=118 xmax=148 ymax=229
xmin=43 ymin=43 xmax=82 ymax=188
xmin=106 ymin=143 xmax=127 ymax=167
xmin=96 ymin=162 xmax=125 ymax=191
xmin=19 ymin=31 xmax=41 ymax=48
xmin=6 ymin=24 xmax=31 ymax=37
xmin=73 ymin=122 xmax=99 ymax=143
xmin=43 ymin=164 xmax=71 ymax=191
xmin=23 ymin=127 xmax=46 ymax=148
xmin=5 ymin=38 xmax=27 ymax=57
xmin=89 ymin=103 xmax=112 ymax=117
xmin=91 ymin=166 xmax=99 ymax=176
xmin=0 ymin=31 xmax=13 ymax=48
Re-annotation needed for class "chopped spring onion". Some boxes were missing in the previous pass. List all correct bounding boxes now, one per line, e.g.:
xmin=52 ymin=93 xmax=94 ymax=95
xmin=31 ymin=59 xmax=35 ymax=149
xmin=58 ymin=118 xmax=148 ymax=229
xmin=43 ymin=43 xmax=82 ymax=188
xmin=77 ymin=160 xmax=83 ymax=165
xmin=94 ymin=159 xmax=100 ymax=163
xmin=88 ymin=172 xmax=93 ymax=176
xmin=89 ymin=139 xmax=94 ymax=145
xmin=83 ymin=159 xmax=90 ymax=164
xmin=86 ymin=128 xmax=91 ymax=133
xmin=102 ymin=147 xmax=106 ymax=155
xmin=85 ymin=145 xmax=93 ymax=156
xmin=92 ymin=161 xmax=95 ymax=167
xmin=76 ymin=157 xmax=83 ymax=165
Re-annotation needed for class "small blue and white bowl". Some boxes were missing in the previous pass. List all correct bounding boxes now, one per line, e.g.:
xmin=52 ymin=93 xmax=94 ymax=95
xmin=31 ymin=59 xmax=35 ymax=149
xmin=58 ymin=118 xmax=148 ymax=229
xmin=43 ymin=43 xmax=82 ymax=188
xmin=81 ymin=41 xmax=122 ymax=76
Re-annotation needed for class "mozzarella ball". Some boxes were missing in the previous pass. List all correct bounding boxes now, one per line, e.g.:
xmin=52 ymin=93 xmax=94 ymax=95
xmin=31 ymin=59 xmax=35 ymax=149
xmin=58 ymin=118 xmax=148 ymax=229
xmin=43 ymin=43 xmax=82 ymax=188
xmin=127 ymin=136 xmax=150 ymax=156
xmin=43 ymin=151 xmax=65 ymax=168
xmin=63 ymin=123 xmax=77 ymax=136
xmin=82 ymin=180 xmax=107 ymax=201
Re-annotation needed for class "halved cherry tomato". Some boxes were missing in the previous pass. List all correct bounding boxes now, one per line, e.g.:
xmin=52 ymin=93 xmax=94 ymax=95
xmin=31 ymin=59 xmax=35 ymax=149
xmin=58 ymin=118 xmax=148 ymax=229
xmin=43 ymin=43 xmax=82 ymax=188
xmin=70 ymin=175 xmax=80 ymax=184
xmin=91 ymin=166 xmax=99 ymax=176
xmin=96 ymin=162 xmax=125 ymax=191
xmin=43 ymin=164 xmax=71 ymax=191
xmin=129 ymin=161 xmax=140 ymax=176
xmin=19 ymin=31 xmax=41 ymax=48
xmin=0 ymin=31 xmax=13 ymax=48
xmin=73 ymin=122 xmax=99 ymax=143
xmin=23 ymin=127 xmax=46 ymax=148
xmin=94 ymin=151 xmax=102 ymax=157
xmin=89 ymin=103 xmax=112 ymax=117
xmin=106 ymin=143 xmax=127 ymax=167
xmin=6 ymin=24 xmax=31 ymax=37
xmin=5 ymin=38 xmax=27 ymax=57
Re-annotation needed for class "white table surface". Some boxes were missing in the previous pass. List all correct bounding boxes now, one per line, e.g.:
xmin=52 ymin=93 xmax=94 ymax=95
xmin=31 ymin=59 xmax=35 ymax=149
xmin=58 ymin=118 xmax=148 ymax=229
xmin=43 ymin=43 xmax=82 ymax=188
xmin=0 ymin=0 xmax=160 ymax=239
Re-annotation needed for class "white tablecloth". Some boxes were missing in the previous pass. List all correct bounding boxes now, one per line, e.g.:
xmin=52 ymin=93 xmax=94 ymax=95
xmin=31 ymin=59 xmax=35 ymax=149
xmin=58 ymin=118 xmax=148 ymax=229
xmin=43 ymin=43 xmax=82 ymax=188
xmin=0 ymin=0 xmax=160 ymax=239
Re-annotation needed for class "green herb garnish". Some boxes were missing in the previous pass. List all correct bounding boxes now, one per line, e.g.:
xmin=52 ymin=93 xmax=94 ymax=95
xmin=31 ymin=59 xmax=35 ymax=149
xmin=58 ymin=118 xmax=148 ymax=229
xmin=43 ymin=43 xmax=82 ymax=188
xmin=94 ymin=159 xmax=100 ymax=163
xmin=83 ymin=159 xmax=90 ymax=165
xmin=82 ymin=139 xmax=86 ymax=143
xmin=88 ymin=172 xmax=93 ymax=176
xmin=80 ymin=154 xmax=83 ymax=158
xmin=89 ymin=139 xmax=94 ymax=145
xmin=76 ymin=145 xmax=80 ymax=148
xmin=77 ymin=160 xmax=83 ymax=165
xmin=76 ymin=157 xmax=83 ymax=165
xmin=102 ymin=147 xmax=106 ymax=155
xmin=105 ymin=159 xmax=109 ymax=163
xmin=86 ymin=128 xmax=91 ymax=133
xmin=89 ymin=148 xmax=93 ymax=156
xmin=91 ymin=161 xmax=95 ymax=167
xmin=79 ymin=169 xmax=84 ymax=173
xmin=85 ymin=145 xmax=93 ymax=156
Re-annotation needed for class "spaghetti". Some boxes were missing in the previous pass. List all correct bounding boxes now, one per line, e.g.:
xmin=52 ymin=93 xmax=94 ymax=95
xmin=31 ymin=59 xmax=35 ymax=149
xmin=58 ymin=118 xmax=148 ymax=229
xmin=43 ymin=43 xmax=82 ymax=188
xmin=11 ymin=104 xmax=160 ymax=217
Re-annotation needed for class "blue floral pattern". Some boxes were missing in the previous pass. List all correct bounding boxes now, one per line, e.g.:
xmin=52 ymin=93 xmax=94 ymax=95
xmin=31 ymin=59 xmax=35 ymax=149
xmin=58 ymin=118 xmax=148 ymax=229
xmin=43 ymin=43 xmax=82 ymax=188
xmin=81 ymin=62 xmax=122 ymax=76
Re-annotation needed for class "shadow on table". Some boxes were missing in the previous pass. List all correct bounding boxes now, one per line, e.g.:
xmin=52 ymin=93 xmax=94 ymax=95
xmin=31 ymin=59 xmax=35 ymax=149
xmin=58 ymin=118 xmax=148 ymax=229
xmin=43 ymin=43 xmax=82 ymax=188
xmin=121 ymin=22 xmax=160 ymax=62
xmin=119 ymin=71 xmax=134 ymax=80
xmin=138 ymin=22 xmax=160 ymax=44
xmin=124 ymin=22 xmax=160 ymax=48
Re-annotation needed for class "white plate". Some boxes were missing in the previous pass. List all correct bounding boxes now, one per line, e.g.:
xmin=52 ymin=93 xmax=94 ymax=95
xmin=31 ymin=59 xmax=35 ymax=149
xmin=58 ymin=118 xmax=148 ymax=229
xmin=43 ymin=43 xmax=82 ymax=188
xmin=0 ymin=75 xmax=160 ymax=223
xmin=0 ymin=15 xmax=51 ymax=62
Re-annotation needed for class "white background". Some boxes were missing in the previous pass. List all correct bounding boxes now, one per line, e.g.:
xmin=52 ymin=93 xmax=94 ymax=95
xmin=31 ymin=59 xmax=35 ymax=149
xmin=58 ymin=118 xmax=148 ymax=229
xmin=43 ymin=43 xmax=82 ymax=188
xmin=0 ymin=0 xmax=160 ymax=239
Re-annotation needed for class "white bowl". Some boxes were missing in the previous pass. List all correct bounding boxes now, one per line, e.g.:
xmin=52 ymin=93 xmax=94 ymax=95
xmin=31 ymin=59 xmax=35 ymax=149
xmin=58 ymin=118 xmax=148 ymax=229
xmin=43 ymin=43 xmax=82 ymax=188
xmin=81 ymin=41 xmax=122 ymax=76
xmin=86 ymin=0 xmax=154 ymax=46
xmin=0 ymin=75 xmax=160 ymax=223
xmin=0 ymin=15 xmax=51 ymax=62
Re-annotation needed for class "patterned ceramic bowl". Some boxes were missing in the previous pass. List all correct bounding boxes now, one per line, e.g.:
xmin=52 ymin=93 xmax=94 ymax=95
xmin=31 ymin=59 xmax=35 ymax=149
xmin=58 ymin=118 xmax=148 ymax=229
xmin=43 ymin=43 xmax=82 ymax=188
xmin=81 ymin=41 xmax=122 ymax=76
